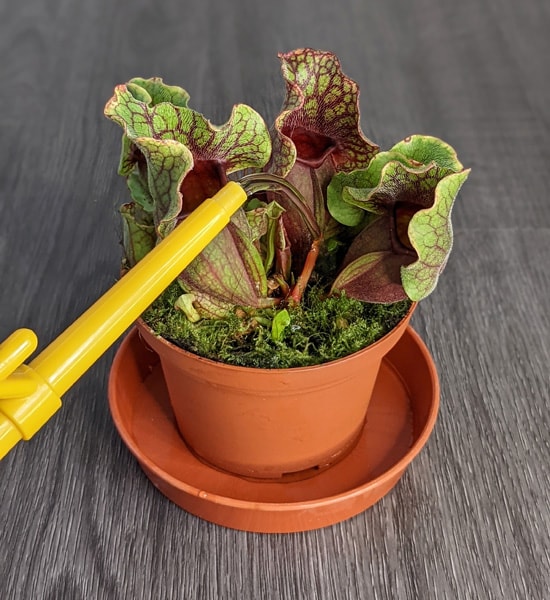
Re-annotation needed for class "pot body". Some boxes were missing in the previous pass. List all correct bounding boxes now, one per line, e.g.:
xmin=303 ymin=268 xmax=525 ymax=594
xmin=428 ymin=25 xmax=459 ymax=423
xmin=137 ymin=306 xmax=414 ymax=479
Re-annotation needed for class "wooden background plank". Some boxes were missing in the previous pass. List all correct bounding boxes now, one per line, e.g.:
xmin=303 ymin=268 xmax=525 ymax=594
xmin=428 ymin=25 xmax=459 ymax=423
xmin=1 ymin=0 xmax=548 ymax=598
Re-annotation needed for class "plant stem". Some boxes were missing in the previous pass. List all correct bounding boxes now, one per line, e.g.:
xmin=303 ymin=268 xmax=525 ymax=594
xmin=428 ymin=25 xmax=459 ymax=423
xmin=288 ymin=238 xmax=322 ymax=304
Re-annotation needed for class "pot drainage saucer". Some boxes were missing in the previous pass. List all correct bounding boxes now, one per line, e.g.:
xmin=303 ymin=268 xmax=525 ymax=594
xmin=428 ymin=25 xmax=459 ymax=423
xmin=108 ymin=326 xmax=439 ymax=533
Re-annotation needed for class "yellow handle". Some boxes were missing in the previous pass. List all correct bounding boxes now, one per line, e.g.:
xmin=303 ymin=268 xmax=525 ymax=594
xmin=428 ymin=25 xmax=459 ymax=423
xmin=0 ymin=181 xmax=247 ymax=459
xmin=0 ymin=329 xmax=38 ymax=381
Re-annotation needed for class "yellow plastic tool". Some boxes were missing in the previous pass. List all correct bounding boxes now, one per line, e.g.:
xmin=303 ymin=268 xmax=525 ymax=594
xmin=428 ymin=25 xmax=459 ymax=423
xmin=0 ymin=181 xmax=247 ymax=460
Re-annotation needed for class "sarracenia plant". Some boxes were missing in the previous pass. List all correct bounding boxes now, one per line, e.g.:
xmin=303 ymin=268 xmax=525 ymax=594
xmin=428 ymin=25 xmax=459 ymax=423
xmin=105 ymin=48 xmax=469 ymax=326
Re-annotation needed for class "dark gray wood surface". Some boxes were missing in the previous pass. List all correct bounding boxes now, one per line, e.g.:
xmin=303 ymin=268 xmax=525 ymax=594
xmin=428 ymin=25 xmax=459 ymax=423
xmin=1 ymin=0 xmax=548 ymax=598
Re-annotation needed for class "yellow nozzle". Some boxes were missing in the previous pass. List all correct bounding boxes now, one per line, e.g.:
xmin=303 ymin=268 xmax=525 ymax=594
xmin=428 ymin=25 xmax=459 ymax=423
xmin=0 ymin=181 xmax=247 ymax=460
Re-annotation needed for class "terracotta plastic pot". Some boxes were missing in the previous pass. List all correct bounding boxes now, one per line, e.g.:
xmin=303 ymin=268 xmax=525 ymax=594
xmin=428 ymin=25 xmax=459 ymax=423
xmin=136 ymin=304 xmax=415 ymax=480
xmin=109 ymin=325 xmax=438 ymax=532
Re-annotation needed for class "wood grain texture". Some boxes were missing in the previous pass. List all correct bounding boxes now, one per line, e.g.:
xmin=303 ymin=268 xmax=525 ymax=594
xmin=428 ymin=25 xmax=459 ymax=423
xmin=1 ymin=0 xmax=548 ymax=598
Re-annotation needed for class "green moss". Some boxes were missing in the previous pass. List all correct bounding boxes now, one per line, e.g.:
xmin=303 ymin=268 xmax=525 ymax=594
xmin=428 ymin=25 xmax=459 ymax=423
xmin=142 ymin=282 xmax=412 ymax=369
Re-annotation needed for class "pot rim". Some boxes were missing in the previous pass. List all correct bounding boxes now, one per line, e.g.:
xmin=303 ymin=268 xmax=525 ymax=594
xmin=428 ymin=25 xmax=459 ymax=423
xmin=137 ymin=301 xmax=417 ymax=374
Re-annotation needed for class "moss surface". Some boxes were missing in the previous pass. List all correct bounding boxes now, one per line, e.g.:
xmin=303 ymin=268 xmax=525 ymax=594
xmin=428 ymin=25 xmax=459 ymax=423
xmin=142 ymin=282 xmax=412 ymax=369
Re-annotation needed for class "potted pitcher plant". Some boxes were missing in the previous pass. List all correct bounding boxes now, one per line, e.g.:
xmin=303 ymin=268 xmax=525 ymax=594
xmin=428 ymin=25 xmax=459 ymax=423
xmin=105 ymin=48 xmax=469 ymax=481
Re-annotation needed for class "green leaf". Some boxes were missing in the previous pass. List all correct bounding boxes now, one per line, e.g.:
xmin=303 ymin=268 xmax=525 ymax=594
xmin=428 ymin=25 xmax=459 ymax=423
xmin=267 ymin=49 xmax=378 ymax=246
xmin=327 ymin=150 xmax=417 ymax=230
xmin=131 ymin=136 xmax=194 ymax=236
xmin=118 ymin=134 xmax=138 ymax=177
xmin=390 ymin=135 xmax=463 ymax=171
xmin=105 ymin=82 xmax=271 ymax=174
xmin=327 ymin=149 xmax=462 ymax=225
xmin=245 ymin=200 xmax=286 ymax=271
xmin=105 ymin=78 xmax=272 ymax=233
xmin=327 ymin=137 xmax=464 ymax=228
xmin=329 ymin=138 xmax=469 ymax=302
xmin=269 ymin=48 xmax=379 ymax=176
xmin=401 ymin=169 xmax=471 ymax=300
xmin=174 ymin=293 xmax=201 ymax=322
xmin=127 ymin=77 xmax=190 ymax=107
xmin=178 ymin=223 xmax=276 ymax=319
xmin=352 ymin=160 xmax=457 ymax=215
xmin=127 ymin=169 xmax=155 ymax=212
xmin=119 ymin=203 xmax=156 ymax=266
xmin=332 ymin=251 xmax=410 ymax=304
xmin=116 ymin=77 xmax=190 ymax=179
xmin=331 ymin=214 xmax=415 ymax=302
xmin=245 ymin=200 xmax=283 ymax=240
xmin=327 ymin=170 xmax=370 ymax=226
xmin=271 ymin=309 xmax=291 ymax=341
